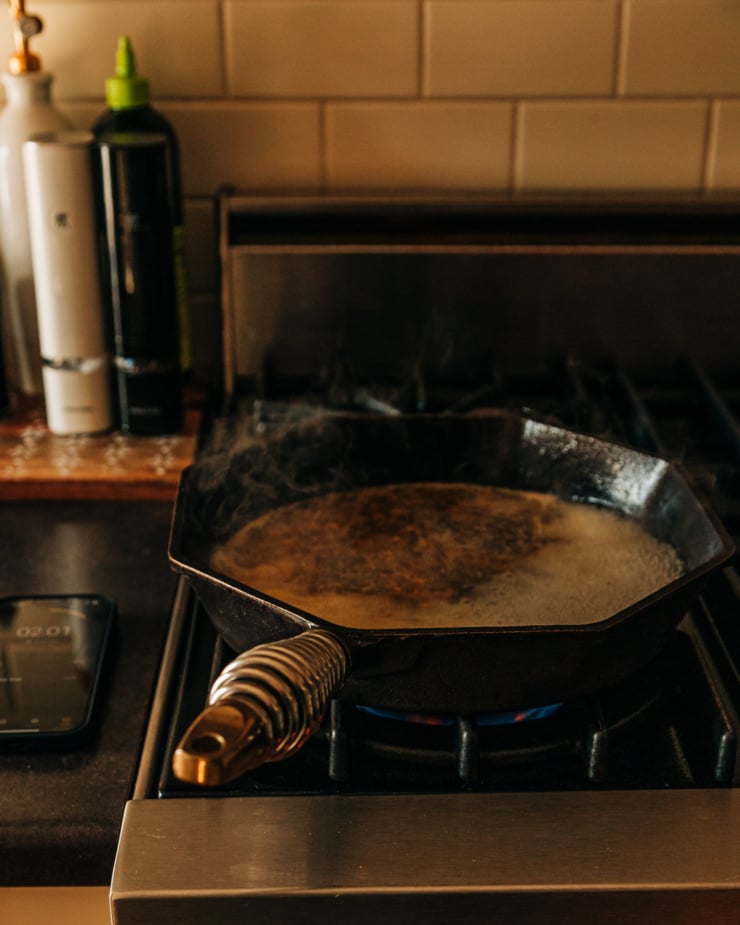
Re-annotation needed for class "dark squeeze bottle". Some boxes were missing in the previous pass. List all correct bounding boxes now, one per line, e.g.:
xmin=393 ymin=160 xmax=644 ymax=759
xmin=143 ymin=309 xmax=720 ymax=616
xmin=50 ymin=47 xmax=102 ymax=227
xmin=97 ymin=135 xmax=183 ymax=434
xmin=92 ymin=36 xmax=189 ymax=434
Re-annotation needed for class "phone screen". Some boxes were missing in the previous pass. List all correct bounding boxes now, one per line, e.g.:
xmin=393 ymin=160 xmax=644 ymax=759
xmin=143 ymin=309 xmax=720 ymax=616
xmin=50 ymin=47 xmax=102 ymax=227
xmin=0 ymin=595 xmax=115 ymax=748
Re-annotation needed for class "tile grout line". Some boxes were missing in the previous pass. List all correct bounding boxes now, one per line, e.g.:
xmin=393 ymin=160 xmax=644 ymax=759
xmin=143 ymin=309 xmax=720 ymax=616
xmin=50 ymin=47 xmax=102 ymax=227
xmin=702 ymin=100 xmax=720 ymax=193
xmin=419 ymin=0 xmax=428 ymax=99
xmin=510 ymin=101 xmax=523 ymax=193
xmin=614 ymin=0 xmax=630 ymax=98
xmin=218 ymin=0 xmax=230 ymax=98
xmin=319 ymin=101 xmax=329 ymax=194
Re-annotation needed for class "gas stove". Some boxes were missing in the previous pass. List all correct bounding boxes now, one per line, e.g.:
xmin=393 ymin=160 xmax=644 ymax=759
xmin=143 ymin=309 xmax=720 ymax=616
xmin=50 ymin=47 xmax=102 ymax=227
xmin=111 ymin=198 xmax=740 ymax=924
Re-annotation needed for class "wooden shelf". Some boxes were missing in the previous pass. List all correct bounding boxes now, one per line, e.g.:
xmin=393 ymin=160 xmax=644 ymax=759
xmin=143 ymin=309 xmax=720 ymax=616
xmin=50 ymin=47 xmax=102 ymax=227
xmin=0 ymin=394 xmax=201 ymax=501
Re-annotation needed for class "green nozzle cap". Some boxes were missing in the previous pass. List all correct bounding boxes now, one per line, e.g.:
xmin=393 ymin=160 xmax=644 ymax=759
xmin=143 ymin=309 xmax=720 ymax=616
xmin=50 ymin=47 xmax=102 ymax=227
xmin=105 ymin=36 xmax=149 ymax=110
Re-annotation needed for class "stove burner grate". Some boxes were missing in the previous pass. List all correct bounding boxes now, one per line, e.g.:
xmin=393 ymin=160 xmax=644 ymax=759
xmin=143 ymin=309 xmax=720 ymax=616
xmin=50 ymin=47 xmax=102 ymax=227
xmin=157 ymin=598 xmax=738 ymax=797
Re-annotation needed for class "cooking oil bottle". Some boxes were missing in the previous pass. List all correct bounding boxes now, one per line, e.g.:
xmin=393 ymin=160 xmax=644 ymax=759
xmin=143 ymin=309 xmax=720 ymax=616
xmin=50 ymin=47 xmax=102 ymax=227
xmin=0 ymin=0 xmax=70 ymax=395
xmin=92 ymin=36 xmax=190 ymax=375
xmin=92 ymin=37 xmax=190 ymax=434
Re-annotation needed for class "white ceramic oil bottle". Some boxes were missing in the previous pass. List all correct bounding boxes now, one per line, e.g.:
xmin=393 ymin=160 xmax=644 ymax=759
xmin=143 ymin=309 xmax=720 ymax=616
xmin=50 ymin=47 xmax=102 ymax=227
xmin=0 ymin=0 xmax=70 ymax=395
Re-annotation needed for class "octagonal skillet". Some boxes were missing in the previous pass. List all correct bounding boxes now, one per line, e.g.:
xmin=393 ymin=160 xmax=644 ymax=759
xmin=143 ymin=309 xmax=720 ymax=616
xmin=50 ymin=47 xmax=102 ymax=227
xmin=169 ymin=411 xmax=733 ymax=784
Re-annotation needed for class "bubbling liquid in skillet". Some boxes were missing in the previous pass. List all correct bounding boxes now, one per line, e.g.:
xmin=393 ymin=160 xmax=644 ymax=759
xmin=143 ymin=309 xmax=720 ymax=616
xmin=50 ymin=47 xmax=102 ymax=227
xmin=211 ymin=483 xmax=685 ymax=630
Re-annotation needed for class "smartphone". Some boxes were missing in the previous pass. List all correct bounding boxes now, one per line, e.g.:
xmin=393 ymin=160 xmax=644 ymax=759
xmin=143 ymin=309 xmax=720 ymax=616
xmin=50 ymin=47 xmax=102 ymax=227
xmin=0 ymin=594 xmax=115 ymax=750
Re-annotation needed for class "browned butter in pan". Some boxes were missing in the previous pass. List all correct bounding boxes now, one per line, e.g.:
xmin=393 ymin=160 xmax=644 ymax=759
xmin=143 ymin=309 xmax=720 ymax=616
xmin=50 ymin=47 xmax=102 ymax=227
xmin=211 ymin=483 xmax=685 ymax=629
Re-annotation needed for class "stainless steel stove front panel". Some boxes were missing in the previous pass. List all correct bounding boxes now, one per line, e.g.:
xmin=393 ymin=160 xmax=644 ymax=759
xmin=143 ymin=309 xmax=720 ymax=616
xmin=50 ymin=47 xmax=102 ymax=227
xmin=110 ymin=789 xmax=740 ymax=925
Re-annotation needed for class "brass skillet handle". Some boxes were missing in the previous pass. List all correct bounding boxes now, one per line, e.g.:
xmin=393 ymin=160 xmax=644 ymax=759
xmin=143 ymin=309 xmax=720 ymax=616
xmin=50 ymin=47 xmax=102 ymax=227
xmin=172 ymin=629 xmax=350 ymax=787
xmin=172 ymin=698 xmax=270 ymax=787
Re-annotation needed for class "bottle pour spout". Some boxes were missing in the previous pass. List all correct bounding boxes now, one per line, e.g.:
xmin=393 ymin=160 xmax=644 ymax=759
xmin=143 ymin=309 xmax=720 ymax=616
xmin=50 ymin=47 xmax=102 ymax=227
xmin=7 ymin=0 xmax=43 ymax=75
xmin=105 ymin=36 xmax=150 ymax=109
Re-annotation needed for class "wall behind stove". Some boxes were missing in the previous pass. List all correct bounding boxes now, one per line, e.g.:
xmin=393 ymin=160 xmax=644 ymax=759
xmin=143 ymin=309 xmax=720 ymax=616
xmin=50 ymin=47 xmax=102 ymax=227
xmin=9 ymin=1 xmax=740 ymax=371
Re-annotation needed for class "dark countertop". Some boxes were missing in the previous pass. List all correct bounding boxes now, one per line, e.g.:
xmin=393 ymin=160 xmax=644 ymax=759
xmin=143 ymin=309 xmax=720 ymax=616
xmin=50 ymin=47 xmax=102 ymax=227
xmin=0 ymin=499 xmax=177 ymax=886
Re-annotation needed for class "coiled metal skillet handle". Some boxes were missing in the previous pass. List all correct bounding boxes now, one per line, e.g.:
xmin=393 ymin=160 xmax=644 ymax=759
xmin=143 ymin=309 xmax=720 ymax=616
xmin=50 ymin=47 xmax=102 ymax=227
xmin=172 ymin=629 xmax=350 ymax=787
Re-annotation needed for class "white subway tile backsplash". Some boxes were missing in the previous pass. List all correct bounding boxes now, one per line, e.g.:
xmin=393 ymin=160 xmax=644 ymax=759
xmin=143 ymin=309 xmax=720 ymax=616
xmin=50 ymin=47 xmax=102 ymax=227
xmin=37 ymin=104 xmax=319 ymax=197
xmin=31 ymin=2 xmax=223 ymax=101
xmin=57 ymin=101 xmax=105 ymax=132
xmin=707 ymin=101 xmax=740 ymax=189
xmin=184 ymin=199 xmax=219 ymax=293
xmin=425 ymin=1 xmax=618 ymax=98
xmin=517 ymin=101 xmax=709 ymax=192
xmin=224 ymin=1 xmax=418 ymax=98
xmin=326 ymin=101 xmax=513 ymax=192
xmin=623 ymin=1 xmax=740 ymax=96
xmin=0 ymin=0 xmax=736 ymax=308
xmin=6 ymin=0 xmax=740 ymax=200
xmin=163 ymin=103 xmax=322 ymax=196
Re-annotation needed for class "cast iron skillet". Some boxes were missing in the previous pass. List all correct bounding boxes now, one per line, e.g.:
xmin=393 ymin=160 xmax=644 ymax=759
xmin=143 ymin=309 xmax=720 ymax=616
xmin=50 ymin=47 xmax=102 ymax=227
xmin=169 ymin=410 xmax=733 ymax=717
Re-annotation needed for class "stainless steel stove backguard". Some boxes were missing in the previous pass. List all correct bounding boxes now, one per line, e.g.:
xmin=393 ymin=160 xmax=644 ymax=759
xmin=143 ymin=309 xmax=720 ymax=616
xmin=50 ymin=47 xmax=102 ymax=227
xmin=218 ymin=195 xmax=740 ymax=394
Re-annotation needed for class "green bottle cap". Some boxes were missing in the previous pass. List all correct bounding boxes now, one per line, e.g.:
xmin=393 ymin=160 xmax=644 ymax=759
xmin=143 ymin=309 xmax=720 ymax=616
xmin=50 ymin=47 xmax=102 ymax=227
xmin=105 ymin=36 xmax=149 ymax=110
